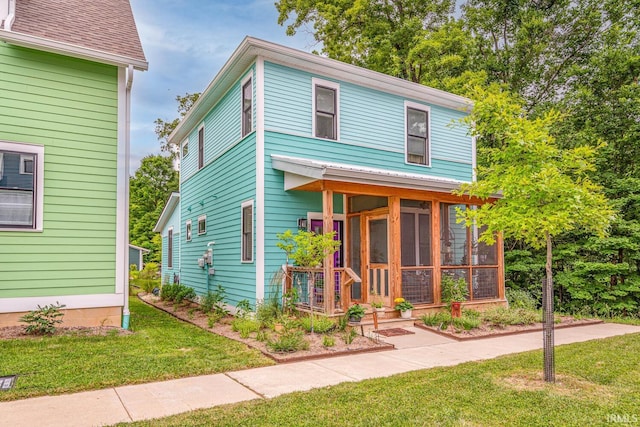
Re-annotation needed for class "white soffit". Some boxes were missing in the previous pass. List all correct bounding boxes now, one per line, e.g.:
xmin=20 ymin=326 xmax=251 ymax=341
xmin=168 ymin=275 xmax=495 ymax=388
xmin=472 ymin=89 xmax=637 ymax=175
xmin=271 ymin=154 xmax=466 ymax=193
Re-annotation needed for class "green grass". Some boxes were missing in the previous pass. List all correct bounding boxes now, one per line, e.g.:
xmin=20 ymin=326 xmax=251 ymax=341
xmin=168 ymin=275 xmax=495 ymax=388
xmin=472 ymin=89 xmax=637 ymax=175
xmin=118 ymin=332 xmax=640 ymax=427
xmin=0 ymin=298 xmax=273 ymax=401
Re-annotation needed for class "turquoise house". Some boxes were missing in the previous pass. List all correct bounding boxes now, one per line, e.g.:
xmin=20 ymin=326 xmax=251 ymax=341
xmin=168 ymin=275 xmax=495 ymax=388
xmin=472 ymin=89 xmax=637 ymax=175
xmin=0 ymin=0 xmax=147 ymax=327
xmin=161 ymin=37 xmax=505 ymax=316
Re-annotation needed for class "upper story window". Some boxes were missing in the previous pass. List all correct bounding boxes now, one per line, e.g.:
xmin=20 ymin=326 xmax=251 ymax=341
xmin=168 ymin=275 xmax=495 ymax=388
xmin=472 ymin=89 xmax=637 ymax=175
xmin=198 ymin=126 xmax=204 ymax=170
xmin=405 ymin=102 xmax=430 ymax=166
xmin=167 ymin=227 xmax=173 ymax=268
xmin=313 ymin=78 xmax=339 ymax=140
xmin=0 ymin=141 xmax=44 ymax=231
xmin=242 ymin=77 xmax=253 ymax=137
xmin=182 ymin=139 xmax=189 ymax=158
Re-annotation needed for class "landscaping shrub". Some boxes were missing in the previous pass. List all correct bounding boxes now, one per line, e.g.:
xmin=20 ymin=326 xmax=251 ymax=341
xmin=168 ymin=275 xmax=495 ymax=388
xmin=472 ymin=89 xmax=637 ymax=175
xmin=256 ymin=297 xmax=282 ymax=325
xmin=199 ymin=285 xmax=229 ymax=316
xmin=506 ymin=287 xmax=538 ymax=310
xmin=235 ymin=299 xmax=252 ymax=318
xmin=20 ymin=302 xmax=66 ymax=335
xmin=299 ymin=315 xmax=336 ymax=333
xmin=322 ymin=335 xmax=335 ymax=347
xmin=160 ymin=283 xmax=179 ymax=301
xmin=481 ymin=307 xmax=538 ymax=326
xmin=267 ymin=330 xmax=309 ymax=352
xmin=231 ymin=318 xmax=262 ymax=338
xmin=451 ymin=315 xmax=481 ymax=331
xmin=161 ymin=283 xmax=195 ymax=304
xmin=421 ymin=312 xmax=452 ymax=328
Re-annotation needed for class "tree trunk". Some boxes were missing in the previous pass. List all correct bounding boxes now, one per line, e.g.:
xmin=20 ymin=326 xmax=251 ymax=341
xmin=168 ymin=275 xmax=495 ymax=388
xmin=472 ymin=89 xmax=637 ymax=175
xmin=543 ymin=231 xmax=555 ymax=382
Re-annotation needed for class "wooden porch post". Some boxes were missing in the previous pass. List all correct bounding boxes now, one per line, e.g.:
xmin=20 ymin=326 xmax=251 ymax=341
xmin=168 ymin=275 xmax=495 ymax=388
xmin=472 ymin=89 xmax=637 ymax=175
xmin=323 ymin=189 xmax=335 ymax=314
xmin=497 ymin=232 xmax=506 ymax=300
xmin=432 ymin=201 xmax=442 ymax=304
xmin=389 ymin=196 xmax=401 ymax=305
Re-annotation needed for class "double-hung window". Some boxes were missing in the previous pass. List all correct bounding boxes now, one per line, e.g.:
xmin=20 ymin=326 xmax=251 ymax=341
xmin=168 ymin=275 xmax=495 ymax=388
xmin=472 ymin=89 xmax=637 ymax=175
xmin=198 ymin=215 xmax=206 ymax=235
xmin=0 ymin=141 xmax=44 ymax=231
xmin=313 ymin=79 xmax=339 ymax=140
xmin=185 ymin=220 xmax=192 ymax=242
xmin=242 ymin=77 xmax=253 ymax=137
xmin=167 ymin=227 xmax=173 ymax=268
xmin=198 ymin=126 xmax=204 ymax=170
xmin=405 ymin=102 xmax=430 ymax=166
xmin=241 ymin=201 xmax=253 ymax=262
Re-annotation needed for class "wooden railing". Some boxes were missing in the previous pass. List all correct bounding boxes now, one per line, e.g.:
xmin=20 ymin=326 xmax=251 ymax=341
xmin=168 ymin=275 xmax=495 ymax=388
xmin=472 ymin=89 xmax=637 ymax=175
xmin=284 ymin=266 xmax=361 ymax=314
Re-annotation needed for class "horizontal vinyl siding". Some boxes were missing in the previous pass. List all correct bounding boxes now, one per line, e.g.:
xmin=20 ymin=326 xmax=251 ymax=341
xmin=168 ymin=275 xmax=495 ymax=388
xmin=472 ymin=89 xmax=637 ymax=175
xmin=263 ymin=61 xmax=473 ymax=173
xmin=181 ymin=66 xmax=255 ymax=183
xmin=160 ymin=205 xmax=181 ymax=283
xmin=0 ymin=44 xmax=119 ymax=299
xmin=180 ymin=135 xmax=257 ymax=305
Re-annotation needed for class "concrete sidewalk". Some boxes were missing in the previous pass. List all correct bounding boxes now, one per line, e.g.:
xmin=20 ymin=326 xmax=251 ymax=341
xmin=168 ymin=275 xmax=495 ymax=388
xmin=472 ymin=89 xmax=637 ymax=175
xmin=1 ymin=323 xmax=638 ymax=426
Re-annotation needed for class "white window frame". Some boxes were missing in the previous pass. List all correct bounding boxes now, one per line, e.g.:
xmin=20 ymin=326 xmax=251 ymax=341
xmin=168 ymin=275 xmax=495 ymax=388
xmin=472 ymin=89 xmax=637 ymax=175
xmin=312 ymin=78 xmax=340 ymax=141
xmin=404 ymin=101 xmax=431 ymax=167
xmin=167 ymin=227 xmax=174 ymax=269
xmin=197 ymin=124 xmax=204 ymax=170
xmin=241 ymin=200 xmax=254 ymax=263
xmin=197 ymin=214 xmax=206 ymax=235
xmin=185 ymin=219 xmax=192 ymax=242
xmin=241 ymin=73 xmax=253 ymax=137
xmin=0 ymin=141 xmax=44 ymax=232
xmin=0 ymin=152 xmax=3 ymax=178
xmin=181 ymin=138 xmax=189 ymax=158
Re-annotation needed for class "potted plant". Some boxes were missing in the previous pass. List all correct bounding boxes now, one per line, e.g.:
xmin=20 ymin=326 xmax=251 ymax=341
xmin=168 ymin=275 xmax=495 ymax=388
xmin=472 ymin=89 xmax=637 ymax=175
xmin=394 ymin=298 xmax=414 ymax=319
xmin=370 ymin=300 xmax=385 ymax=318
xmin=441 ymin=275 xmax=469 ymax=318
xmin=346 ymin=303 xmax=366 ymax=323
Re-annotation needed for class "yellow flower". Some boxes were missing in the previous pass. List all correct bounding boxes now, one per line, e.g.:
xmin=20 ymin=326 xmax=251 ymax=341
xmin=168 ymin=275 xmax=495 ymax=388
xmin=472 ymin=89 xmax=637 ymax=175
xmin=394 ymin=298 xmax=405 ymax=304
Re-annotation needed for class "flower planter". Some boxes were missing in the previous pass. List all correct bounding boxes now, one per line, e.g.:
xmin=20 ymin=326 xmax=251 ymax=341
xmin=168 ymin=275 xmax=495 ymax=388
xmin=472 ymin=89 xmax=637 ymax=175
xmin=375 ymin=307 xmax=386 ymax=318
xmin=400 ymin=309 xmax=412 ymax=319
xmin=349 ymin=315 xmax=362 ymax=324
xmin=451 ymin=302 xmax=462 ymax=318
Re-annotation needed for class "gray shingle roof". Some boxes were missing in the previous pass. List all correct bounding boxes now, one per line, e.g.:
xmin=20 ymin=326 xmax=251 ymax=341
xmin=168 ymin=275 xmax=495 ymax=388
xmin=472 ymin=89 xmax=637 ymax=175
xmin=11 ymin=0 xmax=146 ymax=64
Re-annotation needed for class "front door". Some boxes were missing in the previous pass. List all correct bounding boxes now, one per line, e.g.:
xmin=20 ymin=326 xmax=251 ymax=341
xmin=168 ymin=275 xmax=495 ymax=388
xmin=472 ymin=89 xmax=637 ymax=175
xmin=365 ymin=214 xmax=391 ymax=307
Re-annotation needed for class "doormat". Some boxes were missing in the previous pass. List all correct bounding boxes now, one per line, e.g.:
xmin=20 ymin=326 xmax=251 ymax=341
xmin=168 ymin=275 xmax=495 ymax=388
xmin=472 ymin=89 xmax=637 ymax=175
xmin=376 ymin=328 xmax=415 ymax=337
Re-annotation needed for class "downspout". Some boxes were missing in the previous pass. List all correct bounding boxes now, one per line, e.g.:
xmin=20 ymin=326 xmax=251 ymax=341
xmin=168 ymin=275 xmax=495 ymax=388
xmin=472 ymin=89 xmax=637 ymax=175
xmin=2 ymin=0 xmax=16 ymax=31
xmin=122 ymin=64 xmax=134 ymax=330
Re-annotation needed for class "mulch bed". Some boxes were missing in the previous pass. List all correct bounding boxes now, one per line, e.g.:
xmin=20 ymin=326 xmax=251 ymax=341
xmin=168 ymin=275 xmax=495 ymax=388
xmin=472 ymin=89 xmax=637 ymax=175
xmin=137 ymin=293 xmax=394 ymax=363
xmin=0 ymin=325 xmax=132 ymax=340
xmin=415 ymin=318 xmax=603 ymax=341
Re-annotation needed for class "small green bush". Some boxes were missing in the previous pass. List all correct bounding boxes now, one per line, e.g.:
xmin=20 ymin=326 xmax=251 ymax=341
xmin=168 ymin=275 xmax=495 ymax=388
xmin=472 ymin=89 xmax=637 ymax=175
xmin=20 ymin=302 xmax=66 ymax=335
xmin=235 ymin=299 xmax=252 ymax=318
xmin=199 ymin=285 xmax=229 ymax=316
xmin=232 ymin=318 xmax=262 ymax=338
xmin=343 ymin=328 xmax=358 ymax=344
xmin=451 ymin=315 xmax=481 ymax=331
xmin=267 ymin=330 xmax=309 ymax=352
xmin=174 ymin=285 xmax=196 ymax=304
xmin=322 ymin=335 xmax=335 ymax=347
xmin=421 ymin=311 xmax=451 ymax=328
xmin=481 ymin=307 xmax=538 ymax=326
xmin=256 ymin=298 xmax=282 ymax=325
xmin=160 ymin=283 xmax=179 ymax=301
xmin=506 ymin=287 xmax=538 ymax=311
xmin=299 ymin=315 xmax=336 ymax=333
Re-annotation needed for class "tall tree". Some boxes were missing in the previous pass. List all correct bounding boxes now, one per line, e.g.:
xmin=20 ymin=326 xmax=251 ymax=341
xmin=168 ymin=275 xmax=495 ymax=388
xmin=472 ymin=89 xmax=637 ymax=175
xmin=154 ymin=92 xmax=200 ymax=156
xmin=455 ymin=86 xmax=613 ymax=381
xmin=129 ymin=155 xmax=179 ymax=263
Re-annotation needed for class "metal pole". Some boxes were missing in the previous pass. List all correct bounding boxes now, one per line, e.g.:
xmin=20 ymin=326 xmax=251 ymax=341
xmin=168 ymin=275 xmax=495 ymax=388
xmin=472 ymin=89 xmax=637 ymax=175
xmin=542 ymin=276 xmax=555 ymax=382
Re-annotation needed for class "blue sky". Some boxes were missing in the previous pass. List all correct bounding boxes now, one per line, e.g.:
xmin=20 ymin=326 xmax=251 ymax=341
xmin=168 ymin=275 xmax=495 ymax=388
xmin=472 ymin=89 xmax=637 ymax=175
xmin=128 ymin=0 xmax=314 ymax=173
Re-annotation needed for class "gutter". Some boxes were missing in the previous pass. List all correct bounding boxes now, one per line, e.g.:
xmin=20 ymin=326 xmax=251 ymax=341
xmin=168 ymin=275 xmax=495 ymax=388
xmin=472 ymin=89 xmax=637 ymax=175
xmin=0 ymin=29 xmax=148 ymax=70
xmin=2 ymin=0 xmax=15 ymax=30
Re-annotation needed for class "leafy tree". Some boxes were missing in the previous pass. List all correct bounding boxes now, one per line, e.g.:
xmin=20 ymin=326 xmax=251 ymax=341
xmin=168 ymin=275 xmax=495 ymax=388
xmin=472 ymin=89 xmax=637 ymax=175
xmin=154 ymin=92 xmax=200 ymax=156
xmin=129 ymin=155 xmax=179 ymax=263
xmin=455 ymin=86 xmax=613 ymax=381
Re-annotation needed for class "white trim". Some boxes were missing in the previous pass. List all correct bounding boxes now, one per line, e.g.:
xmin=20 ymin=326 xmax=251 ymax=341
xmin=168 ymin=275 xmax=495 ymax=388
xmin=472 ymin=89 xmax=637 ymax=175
xmin=181 ymin=138 xmax=189 ymax=158
xmin=153 ymin=192 xmax=180 ymax=232
xmin=197 ymin=214 xmax=207 ymax=235
xmin=307 ymin=212 xmax=346 ymax=223
xmin=185 ymin=219 xmax=192 ymax=242
xmin=0 ymin=29 xmax=148 ymax=70
xmin=19 ymin=154 xmax=34 ymax=174
xmin=0 ymin=152 xmax=3 ymax=177
xmin=197 ymin=124 xmax=205 ymax=170
xmin=0 ymin=293 xmax=126 ymax=312
xmin=115 ymin=67 xmax=128 ymax=296
xmin=241 ymin=72 xmax=253 ymax=137
xmin=472 ymin=135 xmax=477 ymax=182
xmin=256 ymin=57 xmax=265 ymax=300
xmin=404 ymin=100 xmax=431 ymax=168
xmin=311 ymin=77 xmax=340 ymax=141
xmin=241 ymin=199 xmax=255 ymax=263
xmin=0 ymin=140 xmax=44 ymax=232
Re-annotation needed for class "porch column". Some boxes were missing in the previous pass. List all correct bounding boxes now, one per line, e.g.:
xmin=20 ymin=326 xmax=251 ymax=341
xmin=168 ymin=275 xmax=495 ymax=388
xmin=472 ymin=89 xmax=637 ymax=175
xmin=389 ymin=196 xmax=401 ymax=305
xmin=497 ymin=232 xmax=506 ymax=300
xmin=322 ymin=189 xmax=335 ymax=314
xmin=433 ymin=201 xmax=442 ymax=304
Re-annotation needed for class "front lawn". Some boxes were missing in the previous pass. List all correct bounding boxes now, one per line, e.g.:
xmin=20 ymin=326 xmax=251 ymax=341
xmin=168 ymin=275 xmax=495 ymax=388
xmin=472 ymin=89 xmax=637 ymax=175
xmin=119 ymin=332 xmax=640 ymax=427
xmin=0 ymin=298 xmax=273 ymax=401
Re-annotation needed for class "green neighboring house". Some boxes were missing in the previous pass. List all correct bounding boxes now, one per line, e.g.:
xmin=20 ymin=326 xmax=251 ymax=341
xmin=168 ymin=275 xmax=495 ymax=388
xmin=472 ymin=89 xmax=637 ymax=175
xmin=0 ymin=0 xmax=147 ymax=327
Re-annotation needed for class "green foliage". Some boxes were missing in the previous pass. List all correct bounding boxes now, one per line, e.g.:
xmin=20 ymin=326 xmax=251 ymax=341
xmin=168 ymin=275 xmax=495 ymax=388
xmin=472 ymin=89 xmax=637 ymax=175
xmin=207 ymin=313 xmax=223 ymax=328
xmin=154 ymin=92 xmax=201 ymax=155
xmin=276 ymin=229 xmax=341 ymax=268
xmin=481 ymin=307 xmax=539 ymax=327
xmin=256 ymin=299 xmax=282 ymax=326
xmin=20 ymin=303 xmax=66 ymax=335
xmin=231 ymin=318 xmax=262 ymax=339
xmin=235 ymin=299 xmax=252 ymax=318
xmin=160 ymin=283 xmax=195 ymax=304
xmin=506 ymin=288 xmax=538 ymax=311
xmin=129 ymin=154 xmax=179 ymax=264
xmin=199 ymin=285 xmax=229 ymax=316
xmin=342 ymin=327 xmax=358 ymax=345
xmin=282 ymin=287 xmax=299 ymax=314
xmin=299 ymin=316 xmax=336 ymax=334
xmin=267 ymin=330 xmax=309 ymax=353
xmin=322 ymin=335 xmax=335 ymax=347
xmin=440 ymin=275 xmax=469 ymax=305
xmin=421 ymin=311 xmax=452 ymax=328
xmin=136 ymin=262 xmax=160 ymax=293
xmin=346 ymin=304 xmax=366 ymax=320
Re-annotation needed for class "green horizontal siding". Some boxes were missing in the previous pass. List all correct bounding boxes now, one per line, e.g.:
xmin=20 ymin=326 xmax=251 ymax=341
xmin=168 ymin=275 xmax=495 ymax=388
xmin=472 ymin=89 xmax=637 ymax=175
xmin=0 ymin=43 xmax=120 ymax=299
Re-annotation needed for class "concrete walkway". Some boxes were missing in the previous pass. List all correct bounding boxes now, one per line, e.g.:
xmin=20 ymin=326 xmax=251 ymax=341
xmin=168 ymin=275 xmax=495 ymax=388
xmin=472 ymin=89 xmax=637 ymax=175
xmin=1 ymin=323 xmax=638 ymax=426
